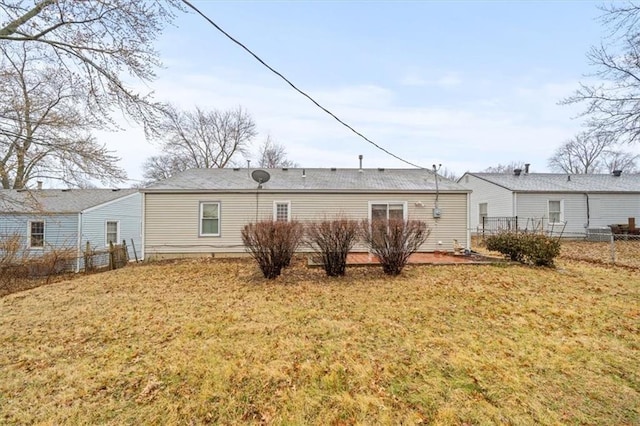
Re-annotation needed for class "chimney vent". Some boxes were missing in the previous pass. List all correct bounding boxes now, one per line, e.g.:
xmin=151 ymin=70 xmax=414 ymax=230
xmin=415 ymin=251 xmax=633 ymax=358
xmin=567 ymin=175 xmax=571 ymax=181
xmin=513 ymin=169 xmax=522 ymax=176
xmin=524 ymin=163 xmax=530 ymax=174
xmin=612 ymin=169 xmax=622 ymax=177
xmin=302 ymin=168 xmax=306 ymax=178
xmin=358 ymin=154 xmax=363 ymax=171
xmin=37 ymin=181 xmax=43 ymax=190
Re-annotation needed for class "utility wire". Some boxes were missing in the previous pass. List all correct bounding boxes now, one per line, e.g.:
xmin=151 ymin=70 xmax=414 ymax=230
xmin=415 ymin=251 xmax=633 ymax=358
xmin=180 ymin=0 xmax=425 ymax=169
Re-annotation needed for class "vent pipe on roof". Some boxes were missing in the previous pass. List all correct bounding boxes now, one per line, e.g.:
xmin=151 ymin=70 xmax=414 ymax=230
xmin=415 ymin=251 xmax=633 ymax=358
xmin=524 ymin=163 xmax=530 ymax=174
xmin=612 ymin=169 xmax=622 ymax=177
xmin=514 ymin=169 xmax=522 ymax=176
xmin=37 ymin=181 xmax=43 ymax=190
xmin=358 ymin=154 xmax=363 ymax=172
xmin=302 ymin=168 xmax=306 ymax=178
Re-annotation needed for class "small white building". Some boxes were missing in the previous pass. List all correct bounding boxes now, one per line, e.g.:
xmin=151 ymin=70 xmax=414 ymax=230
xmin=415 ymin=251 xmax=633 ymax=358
xmin=458 ymin=170 xmax=640 ymax=236
xmin=141 ymin=168 xmax=471 ymax=259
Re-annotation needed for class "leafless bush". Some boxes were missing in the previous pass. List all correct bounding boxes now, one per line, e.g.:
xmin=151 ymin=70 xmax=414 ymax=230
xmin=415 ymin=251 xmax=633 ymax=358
xmin=362 ymin=219 xmax=430 ymax=276
xmin=306 ymin=217 xmax=360 ymax=276
xmin=0 ymin=234 xmax=23 ymax=266
xmin=241 ymin=220 xmax=303 ymax=279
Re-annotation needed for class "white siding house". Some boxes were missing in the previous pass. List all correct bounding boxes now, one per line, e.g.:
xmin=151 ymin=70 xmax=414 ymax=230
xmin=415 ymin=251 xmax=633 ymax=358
xmin=0 ymin=189 xmax=142 ymax=270
xmin=458 ymin=171 xmax=640 ymax=236
xmin=142 ymin=168 xmax=471 ymax=259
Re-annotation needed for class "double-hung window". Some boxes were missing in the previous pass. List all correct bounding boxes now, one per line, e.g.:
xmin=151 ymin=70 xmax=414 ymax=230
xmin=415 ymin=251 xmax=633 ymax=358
xmin=478 ymin=203 xmax=488 ymax=225
xmin=548 ymin=200 xmax=563 ymax=224
xmin=370 ymin=202 xmax=406 ymax=222
xmin=200 ymin=202 xmax=220 ymax=236
xmin=29 ymin=220 xmax=45 ymax=249
xmin=273 ymin=201 xmax=291 ymax=222
xmin=106 ymin=221 xmax=119 ymax=245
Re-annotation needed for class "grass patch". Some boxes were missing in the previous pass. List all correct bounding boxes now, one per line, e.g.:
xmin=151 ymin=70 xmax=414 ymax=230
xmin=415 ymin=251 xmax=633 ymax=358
xmin=1 ymin=258 xmax=639 ymax=424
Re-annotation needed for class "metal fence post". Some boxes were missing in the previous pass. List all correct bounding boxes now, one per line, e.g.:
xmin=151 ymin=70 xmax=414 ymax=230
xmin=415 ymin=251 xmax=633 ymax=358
xmin=610 ymin=234 xmax=616 ymax=264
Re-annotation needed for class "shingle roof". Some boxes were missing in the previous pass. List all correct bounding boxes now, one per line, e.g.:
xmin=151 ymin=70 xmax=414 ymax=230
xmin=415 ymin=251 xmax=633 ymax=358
xmin=0 ymin=189 xmax=138 ymax=214
xmin=143 ymin=168 xmax=469 ymax=192
xmin=463 ymin=172 xmax=640 ymax=193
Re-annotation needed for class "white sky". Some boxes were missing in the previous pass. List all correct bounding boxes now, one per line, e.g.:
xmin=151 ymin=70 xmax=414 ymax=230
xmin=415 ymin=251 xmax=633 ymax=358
xmin=94 ymin=1 xmax=640 ymax=185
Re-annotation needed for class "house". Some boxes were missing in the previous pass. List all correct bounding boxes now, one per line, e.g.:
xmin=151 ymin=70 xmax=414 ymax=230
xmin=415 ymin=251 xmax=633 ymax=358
xmin=141 ymin=168 xmax=471 ymax=259
xmin=0 ymin=188 xmax=142 ymax=271
xmin=458 ymin=170 xmax=640 ymax=236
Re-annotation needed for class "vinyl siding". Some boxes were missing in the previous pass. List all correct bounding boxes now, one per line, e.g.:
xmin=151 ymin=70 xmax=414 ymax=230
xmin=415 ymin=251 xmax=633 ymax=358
xmin=0 ymin=213 xmax=78 ymax=258
xmin=81 ymin=192 xmax=142 ymax=260
xmin=585 ymin=194 xmax=639 ymax=227
xmin=515 ymin=193 xmax=587 ymax=236
xmin=459 ymin=174 xmax=513 ymax=230
xmin=144 ymin=192 xmax=468 ymax=257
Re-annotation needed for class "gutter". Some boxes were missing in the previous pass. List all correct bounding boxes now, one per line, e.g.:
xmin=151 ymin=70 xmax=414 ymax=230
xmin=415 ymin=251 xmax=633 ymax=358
xmin=76 ymin=212 xmax=82 ymax=273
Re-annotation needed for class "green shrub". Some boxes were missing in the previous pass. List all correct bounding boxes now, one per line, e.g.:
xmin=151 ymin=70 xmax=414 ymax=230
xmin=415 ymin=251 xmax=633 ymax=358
xmin=485 ymin=232 xmax=560 ymax=267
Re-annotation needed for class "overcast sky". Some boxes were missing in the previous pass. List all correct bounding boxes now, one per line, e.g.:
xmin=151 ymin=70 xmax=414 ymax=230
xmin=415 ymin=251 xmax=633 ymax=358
xmin=97 ymin=1 xmax=639 ymax=184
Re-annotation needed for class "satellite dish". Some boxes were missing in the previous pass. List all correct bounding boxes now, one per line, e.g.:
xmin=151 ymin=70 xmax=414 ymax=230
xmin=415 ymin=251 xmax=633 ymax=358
xmin=251 ymin=169 xmax=271 ymax=185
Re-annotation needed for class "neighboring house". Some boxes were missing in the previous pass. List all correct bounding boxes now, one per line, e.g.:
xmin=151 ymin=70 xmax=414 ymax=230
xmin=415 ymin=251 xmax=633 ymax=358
xmin=141 ymin=168 xmax=471 ymax=258
xmin=0 ymin=189 xmax=142 ymax=271
xmin=458 ymin=170 xmax=640 ymax=236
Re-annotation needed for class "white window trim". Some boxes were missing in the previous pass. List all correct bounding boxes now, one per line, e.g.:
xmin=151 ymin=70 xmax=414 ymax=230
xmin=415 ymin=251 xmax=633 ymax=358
xmin=105 ymin=220 xmax=120 ymax=246
xmin=367 ymin=201 xmax=409 ymax=221
xmin=478 ymin=202 xmax=488 ymax=224
xmin=273 ymin=201 xmax=291 ymax=222
xmin=547 ymin=199 xmax=564 ymax=224
xmin=199 ymin=201 xmax=221 ymax=237
xmin=28 ymin=220 xmax=45 ymax=250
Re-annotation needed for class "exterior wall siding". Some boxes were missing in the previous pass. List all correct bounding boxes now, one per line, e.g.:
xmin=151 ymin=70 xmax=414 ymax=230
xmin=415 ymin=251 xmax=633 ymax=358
xmin=81 ymin=193 xmax=142 ymax=260
xmin=144 ymin=192 xmax=468 ymax=257
xmin=459 ymin=174 xmax=513 ymax=230
xmin=0 ymin=213 xmax=78 ymax=258
xmin=585 ymin=194 xmax=639 ymax=228
xmin=515 ymin=193 xmax=588 ymax=236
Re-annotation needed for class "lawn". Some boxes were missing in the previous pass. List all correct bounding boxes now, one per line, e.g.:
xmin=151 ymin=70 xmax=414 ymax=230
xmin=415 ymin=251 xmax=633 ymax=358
xmin=1 ymin=257 xmax=638 ymax=425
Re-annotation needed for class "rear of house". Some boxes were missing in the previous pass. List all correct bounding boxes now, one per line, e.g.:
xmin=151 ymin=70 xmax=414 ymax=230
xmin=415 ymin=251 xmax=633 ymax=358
xmin=142 ymin=168 xmax=470 ymax=259
xmin=459 ymin=171 xmax=640 ymax=236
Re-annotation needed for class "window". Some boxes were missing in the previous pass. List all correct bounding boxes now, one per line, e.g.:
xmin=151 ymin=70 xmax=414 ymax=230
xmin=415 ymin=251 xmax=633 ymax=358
xmin=273 ymin=201 xmax=291 ymax=222
xmin=106 ymin=221 xmax=119 ymax=245
xmin=200 ymin=202 xmax=220 ymax=236
xmin=29 ymin=221 xmax=45 ymax=248
xmin=478 ymin=203 xmax=488 ymax=225
xmin=548 ymin=200 xmax=563 ymax=224
xmin=370 ymin=202 xmax=406 ymax=222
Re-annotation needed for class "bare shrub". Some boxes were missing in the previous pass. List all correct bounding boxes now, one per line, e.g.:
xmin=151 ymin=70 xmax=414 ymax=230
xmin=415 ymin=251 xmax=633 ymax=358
xmin=241 ymin=220 xmax=303 ymax=279
xmin=306 ymin=217 xmax=360 ymax=276
xmin=0 ymin=234 xmax=23 ymax=266
xmin=362 ymin=219 xmax=430 ymax=276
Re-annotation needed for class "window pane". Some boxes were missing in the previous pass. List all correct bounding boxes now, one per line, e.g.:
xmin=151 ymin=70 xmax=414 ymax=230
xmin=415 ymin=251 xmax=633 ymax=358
xmin=202 ymin=218 xmax=218 ymax=234
xmin=388 ymin=204 xmax=404 ymax=220
xmin=106 ymin=221 xmax=118 ymax=244
xmin=549 ymin=201 xmax=561 ymax=223
xmin=371 ymin=204 xmax=387 ymax=221
xmin=276 ymin=203 xmax=289 ymax=222
xmin=202 ymin=203 xmax=218 ymax=219
xmin=30 ymin=221 xmax=44 ymax=247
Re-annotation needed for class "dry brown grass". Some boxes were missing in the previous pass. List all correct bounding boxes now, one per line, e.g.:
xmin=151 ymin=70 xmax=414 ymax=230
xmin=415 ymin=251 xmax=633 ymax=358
xmin=560 ymin=240 xmax=640 ymax=269
xmin=1 ymin=257 xmax=639 ymax=425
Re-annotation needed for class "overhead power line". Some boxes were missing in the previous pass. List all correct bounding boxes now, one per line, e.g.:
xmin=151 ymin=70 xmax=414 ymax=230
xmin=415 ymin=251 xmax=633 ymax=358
xmin=180 ymin=0 xmax=425 ymax=169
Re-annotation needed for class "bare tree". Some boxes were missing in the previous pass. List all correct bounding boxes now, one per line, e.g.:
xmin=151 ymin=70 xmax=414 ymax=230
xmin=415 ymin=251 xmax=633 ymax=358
xmin=439 ymin=167 xmax=459 ymax=181
xmin=0 ymin=0 xmax=184 ymax=131
xmin=547 ymin=132 xmax=612 ymax=174
xmin=0 ymin=43 xmax=125 ymax=189
xmin=256 ymin=135 xmax=297 ymax=168
xmin=482 ymin=161 xmax=527 ymax=174
xmin=563 ymin=3 xmax=640 ymax=144
xmin=142 ymin=105 xmax=257 ymax=182
xmin=548 ymin=131 xmax=639 ymax=174
xmin=601 ymin=150 xmax=640 ymax=173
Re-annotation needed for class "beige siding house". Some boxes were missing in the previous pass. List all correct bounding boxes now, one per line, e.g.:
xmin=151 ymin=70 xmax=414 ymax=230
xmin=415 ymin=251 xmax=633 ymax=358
xmin=142 ymin=168 xmax=470 ymax=259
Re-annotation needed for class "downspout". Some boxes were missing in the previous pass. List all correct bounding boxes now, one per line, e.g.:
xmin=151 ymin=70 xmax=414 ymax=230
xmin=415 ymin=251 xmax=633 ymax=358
xmin=584 ymin=193 xmax=590 ymax=229
xmin=141 ymin=192 xmax=145 ymax=260
xmin=466 ymin=191 xmax=471 ymax=250
xmin=76 ymin=212 xmax=82 ymax=272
